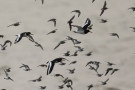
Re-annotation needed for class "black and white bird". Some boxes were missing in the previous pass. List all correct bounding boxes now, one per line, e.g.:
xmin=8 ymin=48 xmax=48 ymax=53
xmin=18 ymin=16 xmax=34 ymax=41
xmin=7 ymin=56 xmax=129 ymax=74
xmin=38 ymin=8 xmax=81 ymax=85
xmin=20 ymin=63 xmax=32 ymax=71
xmin=46 ymin=57 xmax=68 ymax=75
xmin=100 ymin=1 xmax=108 ymax=16
xmin=73 ymin=39 xmax=81 ymax=45
xmin=106 ymin=61 xmax=115 ymax=66
xmin=99 ymin=19 xmax=107 ymax=23
xmin=14 ymin=32 xmax=33 ymax=44
xmin=67 ymin=15 xmax=75 ymax=31
xmin=99 ymin=78 xmax=109 ymax=85
xmin=71 ymin=10 xmax=81 ymax=17
xmin=38 ymin=64 xmax=47 ymax=67
xmin=47 ymin=18 xmax=56 ymax=27
xmin=3 ymin=69 xmax=14 ymax=81
xmin=109 ymin=33 xmax=119 ymax=38
xmin=7 ymin=22 xmax=21 ymax=27
xmin=36 ymin=76 xmax=42 ymax=82
xmin=54 ymin=40 xmax=67 ymax=50
xmin=2 ymin=40 xmax=12 ymax=47
xmin=34 ymin=42 xmax=43 ymax=50
xmin=72 ymin=18 xmax=92 ymax=34
xmin=5 ymin=68 xmax=11 ymax=72
xmin=47 ymin=29 xmax=57 ymax=35
xmin=35 ymin=0 xmax=44 ymax=4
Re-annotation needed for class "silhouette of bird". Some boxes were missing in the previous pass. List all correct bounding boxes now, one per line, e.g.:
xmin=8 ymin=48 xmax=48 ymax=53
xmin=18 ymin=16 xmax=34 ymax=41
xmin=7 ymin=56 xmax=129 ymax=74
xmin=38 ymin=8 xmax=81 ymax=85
xmin=7 ymin=22 xmax=21 ymax=27
xmin=71 ymin=10 xmax=81 ymax=17
xmin=47 ymin=29 xmax=57 ymax=35
xmin=100 ymin=1 xmax=108 ymax=16
xmin=48 ymin=18 xmax=56 ymax=27
xmin=54 ymin=40 xmax=67 ymax=50
xmin=105 ymin=68 xmax=113 ymax=76
xmin=99 ymin=78 xmax=109 ymax=85
xmin=67 ymin=15 xmax=75 ymax=31
xmin=109 ymin=33 xmax=119 ymax=38
xmin=111 ymin=69 xmax=119 ymax=75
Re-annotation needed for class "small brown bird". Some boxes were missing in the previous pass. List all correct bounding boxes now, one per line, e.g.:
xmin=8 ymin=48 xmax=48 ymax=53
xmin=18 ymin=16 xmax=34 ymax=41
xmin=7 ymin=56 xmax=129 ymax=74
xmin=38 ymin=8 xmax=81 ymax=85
xmin=109 ymin=33 xmax=119 ymax=38
xmin=48 ymin=18 xmax=56 ymax=27
xmin=54 ymin=40 xmax=67 ymax=50
xmin=71 ymin=10 xmax=81 ymax=17
xmin=67 ymin=15 xmax=75 ymax=31
xmin=47 ymin=29 xmax=57 ymax=35
xmin=7 ymin=22 xmax=21 ymax=27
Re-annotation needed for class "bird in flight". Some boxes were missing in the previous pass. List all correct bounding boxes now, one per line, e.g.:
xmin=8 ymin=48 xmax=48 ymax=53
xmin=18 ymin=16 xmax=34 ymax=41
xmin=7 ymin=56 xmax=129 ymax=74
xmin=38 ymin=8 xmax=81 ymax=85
xmin=100 ymin=1 xmax=108 ymax=16
xmin=71 ymin=10 xmax=81 ymax=17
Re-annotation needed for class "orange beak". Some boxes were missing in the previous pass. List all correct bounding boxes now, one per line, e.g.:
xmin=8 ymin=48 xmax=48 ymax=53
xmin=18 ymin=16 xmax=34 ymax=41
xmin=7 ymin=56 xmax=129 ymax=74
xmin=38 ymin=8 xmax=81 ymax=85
xmin=89 ymin=31 xmax=93 ymax=33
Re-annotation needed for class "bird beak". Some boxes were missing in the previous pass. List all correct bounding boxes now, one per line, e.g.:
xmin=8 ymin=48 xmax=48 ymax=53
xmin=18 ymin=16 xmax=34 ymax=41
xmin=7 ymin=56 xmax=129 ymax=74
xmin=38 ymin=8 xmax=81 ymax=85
xmin=89 ymin=31 xmax=93 ymax=33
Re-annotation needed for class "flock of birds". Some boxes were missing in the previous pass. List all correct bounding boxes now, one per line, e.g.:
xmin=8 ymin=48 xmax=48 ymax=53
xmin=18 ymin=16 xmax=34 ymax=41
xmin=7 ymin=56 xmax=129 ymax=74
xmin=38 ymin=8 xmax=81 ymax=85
xmin=1 ymin=0 xmax=135 ymax=90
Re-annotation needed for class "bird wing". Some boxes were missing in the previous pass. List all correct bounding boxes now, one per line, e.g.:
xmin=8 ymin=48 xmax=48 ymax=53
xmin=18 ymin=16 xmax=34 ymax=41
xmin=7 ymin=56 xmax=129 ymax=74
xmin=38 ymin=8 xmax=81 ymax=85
xmin=82 ymin=18 xmax=91 ymax=30
xmin=47 ymin=61 xmax=55 ymax=75
xmin=60 ymin=74 xmax=64 ymax=78
xmin=103 ymin=1 xmax=107 ymax=8
xmin=105 ymin=78 xmax=109 ymax=83
xmin=70 ymin=15 xmax=75 ymax=21
xmin=54 ymin=20 xmax=56 ymax=27
xmin=92 ymin=0 xmax=95 ymax=3
xmin=39 ymin=44 xmax=44 ymax=50
xmin=100 ymin=9 xmax=105 ymax=16
xmin=3 ymin=69 xmax=8 ymax=77
xmin=105 ymin=69 xmax=109 ymax=76
xmin=27 ymin=35 xmax=35 ymax=42
xmin=14 ymin=34 xmax=23 ymax=44
xmin=54 ymin=42 xmax=61 ymax=50
xmin=68 ymin=22 xmax=72 ymax=31
xmin=71 ymin=25 xmax=82 ymax=30
xmin=110 ymin=70 xmax=115 ymax=75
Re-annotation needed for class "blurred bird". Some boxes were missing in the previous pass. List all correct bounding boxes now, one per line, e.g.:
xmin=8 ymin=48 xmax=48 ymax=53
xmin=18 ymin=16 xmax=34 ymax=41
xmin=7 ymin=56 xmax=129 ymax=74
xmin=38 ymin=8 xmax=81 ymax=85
xmin=54 ymin=40 xmax=67 ymax=50
xmin=48 ymin=18 xmax=56 ymax=27
xmin=51 ymin=74 xmax=64 ymax=78
xmin=39 ymin=86 xmax=47 ymax=90
xmin=109 ymin=33 xmax=119 ymax=38
xmin=67 ymin=15 xmax=75 ymax=31
xmin=105 ymin=68 xmax=113 ymax=76
xmin=46 ymin=57 xmax=68 ymax=75
xmin=47 ymin=29 xmax=57 ymax=35
xmin=34 ymin=42 xmax=43 ymax=50
xmin=38 ymin=64 xmax=47 ymax=67
xmin=92 ymin=0 xmax=95 ymax=3
xmin=72 ymin=18 xmax=93 ymax=34
xmin=5 ymin=68 xmax=11 ymax=72
xmin=3 ymin=69 xmax=14 ymax=81
xmin=128 ymin=7 xmax=135 ymax=11
xmin=71 ymin=10 xmax=81 ymax=17
xmin=99 ymin=78 xmax=109 ymax=85
xmin=74 ymin=46 xmax=84 ymax=52
xmin=2 ymin=40 xmax=12 ymax=46
xmin=87 ymin=84 xmax=93 ymax=90
xmin=0 ymin=35 xmax=4 ymax=38
xmin=66 ymin=84 xmax=73 ymax=90
xmin=69 ymin=61 xmax=77 ymax=65
xmin=66 ymin=36 xmax=74 ymax=45
xmin=111 ymin=69 xmax=119 ymax=75
xmin=100 ymin=1 xmax=108 ymax=16
xmin=73 ymin=39 xmax=81 ymax=45
xmin=20 ymin=63 xmax=32 ymax=71
xmin=7 ymin=22 xmax=21 ymax=27
xmin=85 ymin=61 xmax=94 ymax=67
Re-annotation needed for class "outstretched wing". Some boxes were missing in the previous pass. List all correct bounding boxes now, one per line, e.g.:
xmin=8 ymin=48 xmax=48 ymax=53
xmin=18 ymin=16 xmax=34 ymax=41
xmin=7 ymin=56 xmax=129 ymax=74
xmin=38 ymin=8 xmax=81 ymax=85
xmin=47 ymin=61 xmax=55 ymax=75
xmin=82 ymin=18 xmax=91 ymax=30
